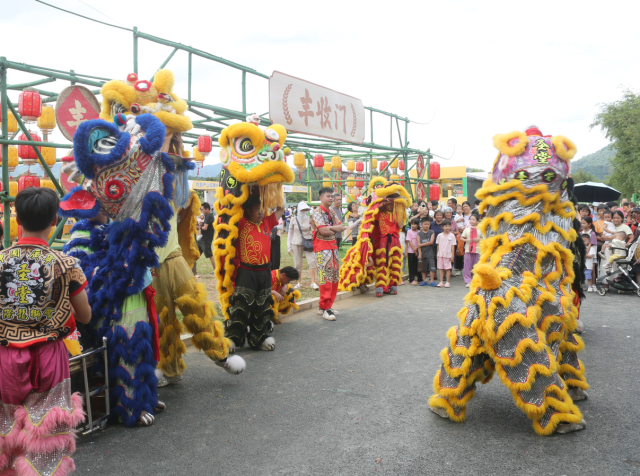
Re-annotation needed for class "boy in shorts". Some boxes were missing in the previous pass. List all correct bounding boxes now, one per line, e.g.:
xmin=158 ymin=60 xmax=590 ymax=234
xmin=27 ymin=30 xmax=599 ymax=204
xmin=417 ymin=218 xmax=436 ymax=286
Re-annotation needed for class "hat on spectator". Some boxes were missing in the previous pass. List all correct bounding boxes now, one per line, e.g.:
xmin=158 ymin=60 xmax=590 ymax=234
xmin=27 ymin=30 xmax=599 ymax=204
xmin=297 ymin=201 xmax=312 ymax=211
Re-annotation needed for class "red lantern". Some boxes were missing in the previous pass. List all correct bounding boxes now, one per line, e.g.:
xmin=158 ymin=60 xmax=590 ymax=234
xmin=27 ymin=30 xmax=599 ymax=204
xmin=355 ymin=162 xmax=364 ymax=173
xmin=18 ymin=173 xmax=41 ymax=192
xmin=399 ymin=160 xmax=405 ymax=171
xmin=18 ymin=90 xmax=42 ymax=123
xmin=429 ymin=183 xmax=441 ymax=201
xmin=400 ymin=181 xmax=405 ymax=187
xmin=355 ymin=180 xmax=364 ymax=189
xmin=313 ymin=154 xmax=324 ymax=169
xmin=379 ymin=160 xmax=388 ymax=172
xmin=197 ymin=135 xmax=213 ymax=156
xmin=17 ymin=132 xmax=42 ymax=166
xmin=430 ymin=161 xmax=440 ymax=180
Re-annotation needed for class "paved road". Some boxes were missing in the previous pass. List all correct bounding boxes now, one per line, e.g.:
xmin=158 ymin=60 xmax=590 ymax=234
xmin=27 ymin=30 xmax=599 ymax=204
xmin=75 ymin=280 xmax=640 ymax=475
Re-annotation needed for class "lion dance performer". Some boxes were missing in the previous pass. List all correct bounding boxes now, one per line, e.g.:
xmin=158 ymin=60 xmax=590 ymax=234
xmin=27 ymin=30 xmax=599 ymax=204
xmin=98 ymin=70 xmax=244 ymax=384
xmin=428 ymin=127 xmax=589 ymax=435
xmin=339 ymin=177 xmax=409 ymax=298
xmin=213 ymin=114 xmax=294 ymax=351
xmin=271 ymin=266 xmax=302 ymax=325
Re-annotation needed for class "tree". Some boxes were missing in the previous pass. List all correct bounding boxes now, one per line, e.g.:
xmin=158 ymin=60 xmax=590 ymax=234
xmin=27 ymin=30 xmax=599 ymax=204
xmin=591 ymin=88 xmax=640 ymax=197
xmin=466 ymin=167 xmax=485 ymax=173
xmin=572 ymin=169 xmax=595 ymax=184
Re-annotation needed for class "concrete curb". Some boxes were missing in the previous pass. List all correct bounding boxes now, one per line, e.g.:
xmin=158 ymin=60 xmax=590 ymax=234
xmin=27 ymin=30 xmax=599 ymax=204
xmin=181 ymin=273 xmax=410 ymax=348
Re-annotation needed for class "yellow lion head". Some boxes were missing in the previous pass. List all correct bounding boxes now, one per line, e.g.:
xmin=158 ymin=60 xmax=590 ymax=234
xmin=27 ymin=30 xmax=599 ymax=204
xmin=100 ymin=70 xmax=192 ymax=134
xmin=218 ymin=114 xmax=293 ymax=185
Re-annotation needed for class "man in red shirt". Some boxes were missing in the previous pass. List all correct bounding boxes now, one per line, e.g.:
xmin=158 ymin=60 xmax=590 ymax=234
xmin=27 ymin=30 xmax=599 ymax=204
xmin=310 ymin=188 xmax=347 ymax=321
xmin=226 ymin=195 xmax=284 ymax=351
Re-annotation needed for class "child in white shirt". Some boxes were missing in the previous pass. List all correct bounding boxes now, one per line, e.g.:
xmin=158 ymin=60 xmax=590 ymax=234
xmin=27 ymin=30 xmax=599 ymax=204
xmin=582 ymin=234 xmax=596 ymax=292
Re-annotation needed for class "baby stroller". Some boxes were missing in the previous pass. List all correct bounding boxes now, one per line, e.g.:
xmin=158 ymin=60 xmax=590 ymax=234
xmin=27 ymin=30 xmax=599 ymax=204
xmin=595 ymin=236 xmax=640 ymax=297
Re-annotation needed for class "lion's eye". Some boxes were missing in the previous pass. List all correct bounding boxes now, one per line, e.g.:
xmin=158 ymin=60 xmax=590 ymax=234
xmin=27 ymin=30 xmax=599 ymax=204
xmin=236 ymin=137 xmax=254 ymax=153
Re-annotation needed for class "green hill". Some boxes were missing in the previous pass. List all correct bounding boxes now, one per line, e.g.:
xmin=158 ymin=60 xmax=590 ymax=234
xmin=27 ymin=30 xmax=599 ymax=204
xmin=572 ymin=145 xmax=615 ymax=181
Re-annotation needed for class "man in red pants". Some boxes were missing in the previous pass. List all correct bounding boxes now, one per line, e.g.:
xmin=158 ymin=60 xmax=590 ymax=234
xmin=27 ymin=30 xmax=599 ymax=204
xmin=310 ymin=188 xmax=347 ymax=321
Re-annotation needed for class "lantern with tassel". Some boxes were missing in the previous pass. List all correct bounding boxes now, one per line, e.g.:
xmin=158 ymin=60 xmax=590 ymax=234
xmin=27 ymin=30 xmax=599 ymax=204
xmin=346 ymin=175 xmax=355 ymax=188
xmin=346 ymin=160 xmax=355 ymax=172
xmin=18 ymin=89 xmax=42 ymax=123
xmin=379 ymin=161 xmax=389 ymax=174
xmin=390 ymin=174 xmax=400 ymax=183
xmin=313 ymin=154 xmax=324 ymax=170
xmin=19 ymin=173 xmax=41 ymax=192
xmin=41 ymin=178 xmax=56 ymax=191
xmin=0 ymin=146 xmax=18 ymax=173
xmin=17 ymin=132 xmax=42 ymax=167
xmin=371 ymin=158 xmax=378 ymax=170
xmin=294 ymin=152 xmax=306 ymax=179
xmin=430 ymin=161 xmax=441 ymax=180
xmin=331 ymin=155 xmax=341 ymax=170
xmin=429 ymin=183 xmax=441 ymax=201
xmin=37 ymin=105 xmax=56 ymax=135
xmin=323 ymin=162 xmax=332 ymax=174
xmin=390 ymin=158 xmax=399 ymax=171
xmin=197 ymin=135 xmax=213 ymax=157
xmin=9 ymin=180 xmax=18 ymax=198
xmin=40 ymin=146 xmax=56 ymax=171
xmin=10 ymin=216 xmax=18 ymax=239
xmin=0 ymin=110 xmax=18 ymax=134
xmin=323 ymin=181 xmax=331 ymax=188
xmin=398 ymin=160 xmax=405 ymax=172
xmin=355 ymin=162 xmax=364 ymax=173
xmin=355 ymin=179 xmax=364 ymax=189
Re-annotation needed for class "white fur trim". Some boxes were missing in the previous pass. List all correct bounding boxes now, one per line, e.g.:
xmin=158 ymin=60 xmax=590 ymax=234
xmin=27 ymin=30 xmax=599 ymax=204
xmin=225 ymin=355 xmax=246 ymax=375
xmin=260 ymin=337 xmax=276 ymax=351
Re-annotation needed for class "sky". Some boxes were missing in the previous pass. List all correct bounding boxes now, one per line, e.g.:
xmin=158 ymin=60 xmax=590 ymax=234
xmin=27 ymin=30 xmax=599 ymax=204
xmin=2 ymin=0 xmax=638 ymax=172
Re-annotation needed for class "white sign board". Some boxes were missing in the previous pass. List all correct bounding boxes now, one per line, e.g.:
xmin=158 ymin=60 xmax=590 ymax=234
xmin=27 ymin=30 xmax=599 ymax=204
xmin=269 ymin=71 xmax=366 ymax=144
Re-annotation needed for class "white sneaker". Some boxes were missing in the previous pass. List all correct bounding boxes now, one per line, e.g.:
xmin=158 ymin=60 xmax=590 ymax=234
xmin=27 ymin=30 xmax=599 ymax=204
xmin=332 ymin=309 xmax=339 ymax=316
xmin=322 ymin=309 xmax=336 ymax=321
xmin=587 ymin=286 xmax=593 ymax=292
xmin=311 ymin=283 xmax=320 ymax=290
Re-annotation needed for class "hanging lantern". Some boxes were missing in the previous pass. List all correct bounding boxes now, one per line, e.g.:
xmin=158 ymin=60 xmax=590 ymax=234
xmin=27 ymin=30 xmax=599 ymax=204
xmin=323 ymin=162 xmax=332 ymax=174
xmin=40 ymin=147 xmax=56 ymax=171
xmin=323 ymin=181 xmax=331 ymax=188
xmin=346 ymin=175 xmax=355 ymax=187
xmin=10 ymin=216 xmax=18 ymax=239
xmin=355 ymin=180 xmax=364 ymax=189
xmin=390 ymin=158 xmax=399 ymax=170
xmin=347 ymin=193 xmax=356 ymax=202
xmin=371 ymin=158 xmax=378 ymax=170
xmin=355 ymin=162 xmax=364 ymax=173
xmin=390 ymin=174 xmax=400 ymax=182
xmin=17 ymin=132 xmax=42 ymax=166
xmin=41 ymin=178 xmax=56 ymax=191
xmin=193 ymin=147 xmax=204 ymax=164
xmin=0 ymin=110 xmax=18 ymax=134
xmin=18 ymin=89 xmax=42 ymax=123
xmin=182 ymin=149 xmax=191 ymax=158
xmin=398 ymin=160 xmax=405 ymax=171
xmin=346 ymin=160 xmax=355 ymax=172
xmin=294 ymin=152 xmax=306 ymax=169
xmin=430 ymin=161 xmax=441 ymax=180
xmin=19 ymin=173 xmax=41 ymax=192
xmin=313 ymin=154 xmax=324 ymax=169
xmin=294 ymin=152 xmax=306 ymax=179
xmin=379 ymin=160 xmax=388 ymax=172
xmin=0 ymin=145 xmax=19 ymax=173
xmin=9 ymin=180 xmax=18 ymax=198
xmin=197 ymin=135 xmax=213 ymax=156
xmin=331 ymin=155 xmax=341 ymax=170
xmin=37 ymin=105 xmax=56 ymax=134
xmin=429 ymin=183 xmax=441 ymax=201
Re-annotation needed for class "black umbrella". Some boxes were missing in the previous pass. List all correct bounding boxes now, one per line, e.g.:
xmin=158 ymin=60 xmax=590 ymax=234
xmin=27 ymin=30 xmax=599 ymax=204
xmin=573 ymin=181 xmax=621 ymax=202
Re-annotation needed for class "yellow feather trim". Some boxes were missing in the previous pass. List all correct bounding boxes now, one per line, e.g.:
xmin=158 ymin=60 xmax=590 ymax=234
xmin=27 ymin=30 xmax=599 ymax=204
xmin=492 ymin=131 xmax=528 ymax=157
xmin=228 ymin=160 xmax=295 ymax=185
xmin=550 ymin=135 xmax=577 ymax=161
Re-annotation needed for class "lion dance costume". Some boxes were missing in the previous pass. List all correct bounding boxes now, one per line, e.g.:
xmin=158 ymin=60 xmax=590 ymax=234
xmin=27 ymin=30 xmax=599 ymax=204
xmin=98 ymin=70 xmax=244 ymax=379
xmin=60 ymin=113 xmax=173 ymax=427
xmin=213 ymin=114 xmax=294 ymax=349
xmin=339 ymin=177 xmax=409 ymax=297
xmin=271 ymin=269 xmax=301 ymax=325
xmin=429 ymin=128 xmax=589 ymax=435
